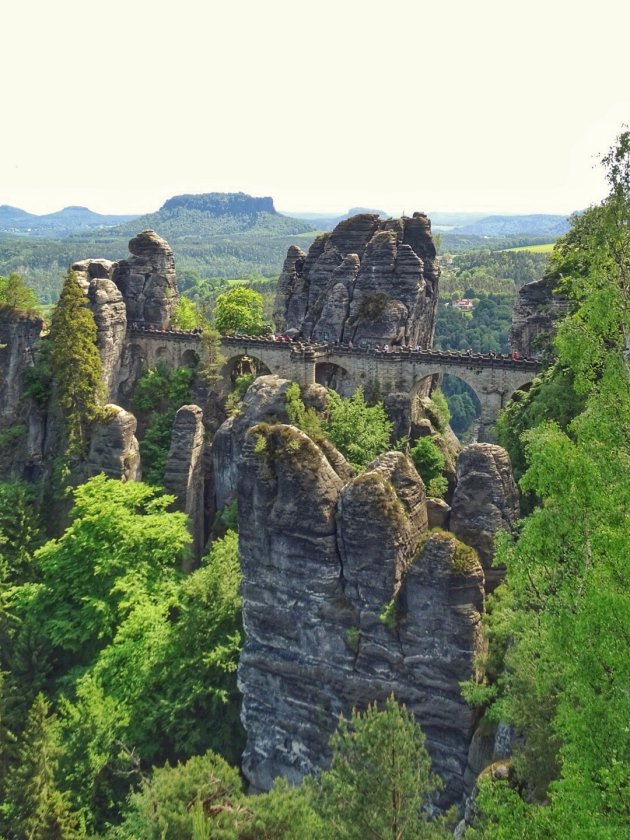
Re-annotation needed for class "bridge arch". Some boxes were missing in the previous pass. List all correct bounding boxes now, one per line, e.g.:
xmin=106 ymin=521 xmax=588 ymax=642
xmin=315 ymin=361 xmax=355 ymax=397
xmin=182 ymin=348 xmax=200 ymax=368
xmin=408 ymin=368 xmax=484 ymax=410
xmin=221 ymin=352 xmax=272 ymax=385
xmin=504 ymin=371 xmax=539 ymax=403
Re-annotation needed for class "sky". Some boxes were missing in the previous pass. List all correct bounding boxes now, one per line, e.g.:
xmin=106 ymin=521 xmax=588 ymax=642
xmin=2 ymin=0 xmax=628 ymax=218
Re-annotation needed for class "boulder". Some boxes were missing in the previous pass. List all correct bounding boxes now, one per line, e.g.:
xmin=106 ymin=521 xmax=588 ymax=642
xmin=85 ymin=405 xmax=140 ymax=482
xmin=212 ymin=375 xmax=293 ymax=511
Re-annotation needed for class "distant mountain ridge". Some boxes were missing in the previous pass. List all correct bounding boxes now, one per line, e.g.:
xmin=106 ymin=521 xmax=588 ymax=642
xmin=0 ymin=204 xmax=139 ymax=237
xmin=287 ymin=207 xmax=388 ymax=230
xmin=453 ymin=213 xmax=571 ymax=238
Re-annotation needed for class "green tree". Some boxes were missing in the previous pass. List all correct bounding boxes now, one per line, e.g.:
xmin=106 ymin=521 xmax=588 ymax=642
xmin=171 ymin=297 xmax=204 ymax=330
xmin=471 ymin=131 xmax=630 ymax=838
xmin=325 ymin=388 xmax=392 ymax=470
xmin=0 ymin=482 xmax=43 ymax=583
xmin=213 ymin=287 xmax=267 ymax=335
xmin=409 ymin=437 xmax=447 ymax=497
xmin=113 ymin=750 xmax=244 ymax=840
xmin=48 ymin=270 xmax=104 ymax=455
xmin=27 ymin=475 xmax=190 ymax=662
xmin=54 ymin=531 xmax=242 ymax=832
xmin=3 ymin=693 xmax=80 ymax=840
xmin=315 ymin=696 xmax=450 ymax=840
xmin=0 ymin=273 xmax=41 ymax=314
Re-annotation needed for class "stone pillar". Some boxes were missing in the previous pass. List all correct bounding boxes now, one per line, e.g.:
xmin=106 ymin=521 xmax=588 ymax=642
xmin=163 ymin=404 xmax=206 ymax=567
xmin=289 ymin=353 xmax=316 ymax=386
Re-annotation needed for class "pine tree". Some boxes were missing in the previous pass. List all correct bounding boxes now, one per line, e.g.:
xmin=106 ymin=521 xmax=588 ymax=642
xmin=4 ymin=693 xmax=80 ymax=840
xmin=315 ymin=696 xmax=450 ymax=839
xmin=48 ymin=270 xmax=104 ymax=456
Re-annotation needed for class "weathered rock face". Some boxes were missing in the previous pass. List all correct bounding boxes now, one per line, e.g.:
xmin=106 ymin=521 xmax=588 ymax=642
xmin=509 ymin=277 xmax=569 ymax=358
xmin=112 ymin=230 xmax=178 ymax=327
xmin=211 ymin=375 xmax=294 ymax=512
xmin=72 ymin=260 xmax=128 ymax=401
xmin=83 ymin=405 xmax=140 ymax=482
xmin=0 ymin=311 xmax=43 ymax=421
xmin=0 ymin=311 xmax=44 ymax=478
xmin=163 ymin=404 xmax=206 ymax=565
xmin=237 ymin=426 xmax=485 ymax=805
xmin=450 ymin=444 xmax=520 ymax=591
xmin=274 ymin=213 xmax=440 ymax=348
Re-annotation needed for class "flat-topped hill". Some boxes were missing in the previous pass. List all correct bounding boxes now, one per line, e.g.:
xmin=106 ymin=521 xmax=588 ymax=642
xmin=111 ymin=192 xmax=314 ymax=239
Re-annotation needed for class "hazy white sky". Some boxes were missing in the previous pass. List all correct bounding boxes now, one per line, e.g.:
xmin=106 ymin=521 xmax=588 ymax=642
xmin=2 ymin=0 xmax=628 ymax=216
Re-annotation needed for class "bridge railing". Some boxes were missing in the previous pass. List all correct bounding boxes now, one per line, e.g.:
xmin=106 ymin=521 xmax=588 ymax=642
xmin=127 ymin=324 xmax=202 ymax=341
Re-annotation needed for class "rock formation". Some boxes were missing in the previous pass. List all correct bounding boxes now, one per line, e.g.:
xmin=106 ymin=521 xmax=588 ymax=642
xmin=274 ymin=213 xmax=440 ymax=349
xmin=509 ymin=277 xmax=569 ymax=358
xmin=72 ymin=260 xmax=127 ymax=401
xmin=83 ymin=405 xmax=140 ymax=483
xmin=0 ymin=310 xmax=44 ymax=477
xmin=163 ymin=404 xmax=206 ymax=564
xmin=211 ymin=375 xmax=293 ymax=512
xmin=112 ymin=230 xmax=178 ymax=328
xmin=450 ymin=444 xmax=520 ymax=592
xmin=236 ymin=414 xmax=486 ymax=805
xmin=0 ymin=310 xmax=43 ymax=422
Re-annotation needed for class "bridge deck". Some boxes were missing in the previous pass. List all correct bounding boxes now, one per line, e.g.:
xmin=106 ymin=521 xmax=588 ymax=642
xmin=127 ymin=325 xmax=540 ymax=373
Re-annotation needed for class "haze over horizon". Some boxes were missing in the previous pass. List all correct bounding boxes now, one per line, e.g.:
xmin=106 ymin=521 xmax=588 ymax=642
xmin=3 ymin=0 xmax=628 ymax=219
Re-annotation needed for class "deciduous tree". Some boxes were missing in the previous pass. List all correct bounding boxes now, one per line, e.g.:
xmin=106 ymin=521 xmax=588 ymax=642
xmin=213 ymin=287 xmax=267 ymax=335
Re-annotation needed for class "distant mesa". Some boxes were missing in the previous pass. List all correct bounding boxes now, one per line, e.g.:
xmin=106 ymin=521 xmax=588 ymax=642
xmin=160 ymin=192 xmax=277 ymax=216
xmin=111 ymin=192 xmax=315 ymax=239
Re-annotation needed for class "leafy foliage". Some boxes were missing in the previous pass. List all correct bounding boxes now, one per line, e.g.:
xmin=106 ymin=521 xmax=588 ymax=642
xmin=132 ymin=363 xmax=194 ymax=485
xmin=434 ymin=293 xmax=515 ymax=354
xmin=2 ymin=693 xmax=81 ymax=839
xmin=442 ymin=375 xmax=479 ymax=438
xmin=28 ymin=476 xmax=190 ymax=662
xmin=471 ymin=131 xmax=630 ymax=838
xmin=213 ymin=286 xmax=268 ymax=335
xmin=324 ymin=389 xmax=393 ymax=471
xmin=409 ymin=437 xmax=447 ymax=498
xmin=171 ymin=296 xmax=204 ymax=330
xmin=439 ymin=249 xmax=550 ymax=296
xmin=0 ymin=272 xmax=41 ymax=314
xmin=0 ymin=482 xmax=43 ymax=583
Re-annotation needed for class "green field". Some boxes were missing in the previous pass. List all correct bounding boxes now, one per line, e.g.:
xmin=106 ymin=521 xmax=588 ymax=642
xmin=503 ymin=242 xmax=556 ymax=253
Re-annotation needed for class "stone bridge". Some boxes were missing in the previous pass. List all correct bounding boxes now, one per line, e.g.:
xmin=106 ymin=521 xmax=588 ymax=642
xmin=126 ymin=327 xmax=540 ymax=440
